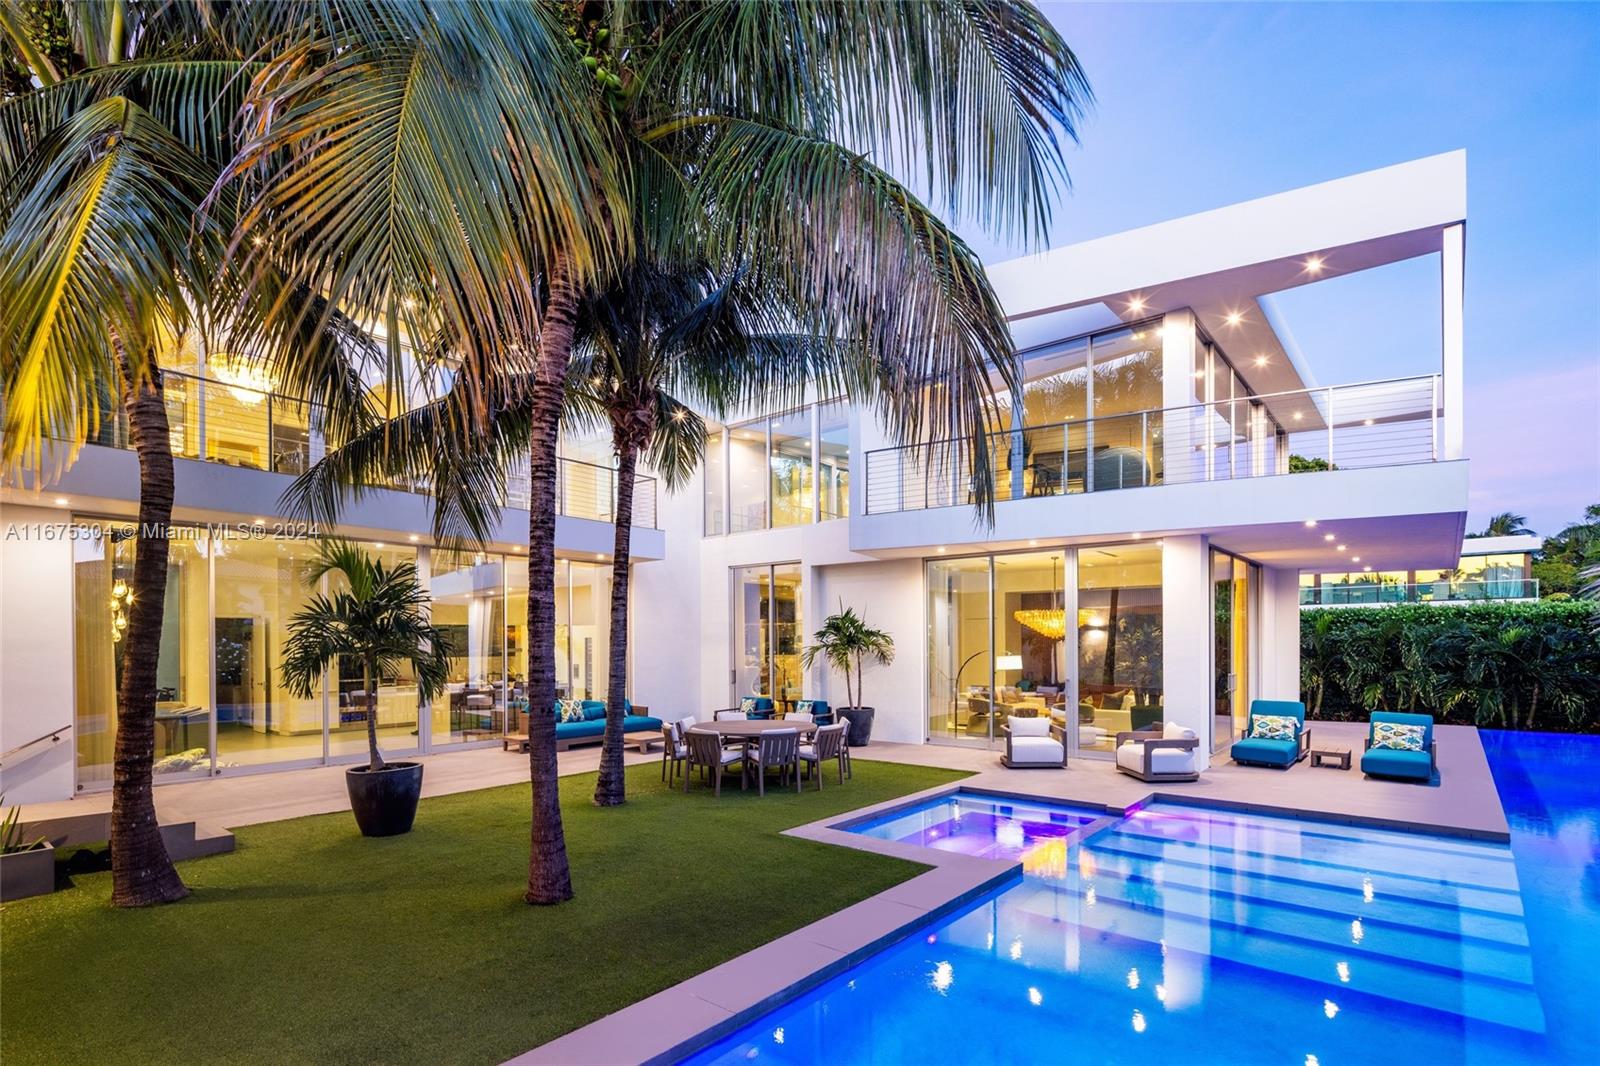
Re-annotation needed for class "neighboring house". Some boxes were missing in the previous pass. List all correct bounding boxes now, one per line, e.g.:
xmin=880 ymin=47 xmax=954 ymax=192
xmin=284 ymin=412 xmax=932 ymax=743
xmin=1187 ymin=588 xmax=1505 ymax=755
xmin=1299 ymin=534 xmax=1540 ymax=607
xmin=0 ymin=152 xmax=1471 ymax=802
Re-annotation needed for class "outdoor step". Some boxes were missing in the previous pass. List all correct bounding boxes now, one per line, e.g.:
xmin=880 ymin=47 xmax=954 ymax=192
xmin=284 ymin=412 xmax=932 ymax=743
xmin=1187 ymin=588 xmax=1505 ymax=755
xmin=999 ymin=880 xmax=1544 ymax=1032
xmin=1080 ymin=837 xmax=1530 ymax=941
xmin=1095 ymin=828 xmax=1524 ymax=913
xmin=1119 ymin=808 xmax=1522 ymax=890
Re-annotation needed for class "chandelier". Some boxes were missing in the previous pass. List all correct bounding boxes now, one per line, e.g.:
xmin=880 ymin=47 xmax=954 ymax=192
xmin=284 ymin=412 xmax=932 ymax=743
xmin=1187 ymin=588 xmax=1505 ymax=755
xmin=1012 ymin=555 xmax=1066 ymax=640
xmin=209 ymin=350 xmax=276 ymax=405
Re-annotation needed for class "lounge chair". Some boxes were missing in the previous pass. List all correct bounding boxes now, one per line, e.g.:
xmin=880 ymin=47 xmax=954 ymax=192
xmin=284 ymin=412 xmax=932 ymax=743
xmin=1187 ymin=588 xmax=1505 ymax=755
xmin=684 ymin=729 xmax=744 ymax=795
xmin=746 ymin=728 xmax=801 ymax=795
xmin=1001 ymin=716 xmax=1067 ymax=769
xmin=799 ymin=722 xmax=848 ymax=789
xmin=1230 ymin=699 xmax=1311 ymax=769
xmin=1360 ymin=711 xmax=1437 ymax=782
xmin=792 ymin=699 xmax=831 ymax=725
xmin=1115 ymin=723 xmax=1201 ymax=782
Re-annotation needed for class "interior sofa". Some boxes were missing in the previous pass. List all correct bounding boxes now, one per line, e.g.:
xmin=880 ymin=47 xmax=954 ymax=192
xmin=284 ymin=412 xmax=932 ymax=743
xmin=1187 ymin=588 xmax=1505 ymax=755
xmin=1360 ymin=711 xmax=1438 ymax=782
xmin=1230 ymin=699 xmax=1311 ymax=769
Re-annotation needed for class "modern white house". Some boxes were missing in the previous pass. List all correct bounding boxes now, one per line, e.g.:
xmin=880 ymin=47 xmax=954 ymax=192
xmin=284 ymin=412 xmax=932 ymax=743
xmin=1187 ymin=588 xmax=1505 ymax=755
xmin=0 ymin=151 xmax=1471 ymax=803
xmin=1300 ymin=533 xmax=1540 ymax=607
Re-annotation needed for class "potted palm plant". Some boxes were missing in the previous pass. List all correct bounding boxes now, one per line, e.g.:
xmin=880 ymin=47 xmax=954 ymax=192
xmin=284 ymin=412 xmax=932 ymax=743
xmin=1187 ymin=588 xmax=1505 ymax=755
xmin=803 ymin=605 xmax=895 ymax=746
xmin=282 ymin=542 xmax=451 ymax=837
xmin=0 ymin=797 xmax=53 ymax=901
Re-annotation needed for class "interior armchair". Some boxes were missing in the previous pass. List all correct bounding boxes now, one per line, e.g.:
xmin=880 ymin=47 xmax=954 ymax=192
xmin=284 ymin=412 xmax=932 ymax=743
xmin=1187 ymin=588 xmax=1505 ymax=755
xmin=1001 ymin=716 xmax=1068 ymax=769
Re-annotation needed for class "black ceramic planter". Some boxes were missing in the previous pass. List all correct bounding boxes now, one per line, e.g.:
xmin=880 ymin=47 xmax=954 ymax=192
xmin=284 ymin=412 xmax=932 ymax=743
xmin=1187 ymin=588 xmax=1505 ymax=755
xmin=838 ymin=707 xmax=875 ymax=746
xmin=345 ymin=762 xmax=424 ymax=837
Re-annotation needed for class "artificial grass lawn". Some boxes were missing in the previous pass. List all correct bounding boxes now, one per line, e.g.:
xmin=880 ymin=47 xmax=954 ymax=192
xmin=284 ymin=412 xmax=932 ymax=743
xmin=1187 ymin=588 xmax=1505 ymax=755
xmin=1 ymin=759 xmax=968 ymax=1066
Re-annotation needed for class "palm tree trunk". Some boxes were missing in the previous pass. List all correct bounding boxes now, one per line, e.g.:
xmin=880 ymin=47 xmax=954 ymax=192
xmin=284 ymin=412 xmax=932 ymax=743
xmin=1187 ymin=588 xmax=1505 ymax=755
xmin=525 ymin=253 xmax=579 ymax=905
xmin=364 ymin=656 xmax=384 ymax=771
xmin=594 ymin=442 xmax=638 ymax=807
xmin=110 ymin=356 xmax=187 ymax=907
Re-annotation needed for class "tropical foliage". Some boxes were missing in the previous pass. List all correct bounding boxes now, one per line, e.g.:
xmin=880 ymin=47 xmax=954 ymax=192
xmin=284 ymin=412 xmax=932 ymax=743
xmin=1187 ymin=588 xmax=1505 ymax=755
xmin=281 ymin=542 xmax=452 ymax=771
xmin=1300 ymin=601 xmax=1600 ymax=732
xmin=1534 ymin=502 xmax=1600 ymax=597
xmin=1470 ymin=511 xmax=1534 ymax=537
xmin=802 ymin=606 xmax=896 ymax=711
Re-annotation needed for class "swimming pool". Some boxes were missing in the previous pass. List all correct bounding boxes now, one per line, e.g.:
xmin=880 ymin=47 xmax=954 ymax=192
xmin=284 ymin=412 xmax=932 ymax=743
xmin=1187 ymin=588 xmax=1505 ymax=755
xmin=683 ymin=733 xmax=1599 ymax=1065
xmin=845 ymin=792 xmax=1105 ymax=862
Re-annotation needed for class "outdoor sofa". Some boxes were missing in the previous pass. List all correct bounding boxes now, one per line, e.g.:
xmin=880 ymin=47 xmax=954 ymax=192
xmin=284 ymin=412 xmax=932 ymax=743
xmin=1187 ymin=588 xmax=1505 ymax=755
xmin=502 ymin=699 xmax=662 ymax=752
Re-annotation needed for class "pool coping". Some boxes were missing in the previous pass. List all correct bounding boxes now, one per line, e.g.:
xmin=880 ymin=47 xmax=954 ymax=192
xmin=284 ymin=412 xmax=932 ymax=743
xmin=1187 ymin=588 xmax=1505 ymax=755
xmin=513 ymin=767 xmax=1511 ymax=1064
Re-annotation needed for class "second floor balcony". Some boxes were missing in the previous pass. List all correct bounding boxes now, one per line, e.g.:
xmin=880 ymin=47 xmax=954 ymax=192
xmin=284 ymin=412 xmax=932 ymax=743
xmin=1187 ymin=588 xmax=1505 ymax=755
xmin=84 ymin=369 xmax=659 ymax=529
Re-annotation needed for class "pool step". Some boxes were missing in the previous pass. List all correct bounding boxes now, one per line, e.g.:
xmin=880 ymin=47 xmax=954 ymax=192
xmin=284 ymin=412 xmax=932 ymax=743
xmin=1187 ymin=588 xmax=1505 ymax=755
xmin=1004 ymin=874 xmax=1545 ymax=1032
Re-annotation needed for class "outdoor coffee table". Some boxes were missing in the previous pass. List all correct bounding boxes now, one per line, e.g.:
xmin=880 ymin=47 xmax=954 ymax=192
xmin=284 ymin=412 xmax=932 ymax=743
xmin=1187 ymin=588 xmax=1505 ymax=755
xmin=1310 ymin=746 xmax=1352 ymax=770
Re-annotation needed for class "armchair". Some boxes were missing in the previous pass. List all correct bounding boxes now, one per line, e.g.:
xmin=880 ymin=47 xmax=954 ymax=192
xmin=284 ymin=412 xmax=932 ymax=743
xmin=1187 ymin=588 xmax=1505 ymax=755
xmin=1230 ymin=699 xmax=1311 ymax=769
xmin=1000 ymin=716 xmax=1068 ymax=769
xmin=1115 ymin=724 xmax=1201 ymax=782
xmin=1360 ymin=712 xmax=1438 ymax=782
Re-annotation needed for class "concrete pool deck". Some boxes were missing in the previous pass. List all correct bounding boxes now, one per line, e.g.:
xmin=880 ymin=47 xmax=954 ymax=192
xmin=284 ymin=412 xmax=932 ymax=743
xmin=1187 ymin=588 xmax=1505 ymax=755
xmin=515 ymin=721 xmax=1509 ymax=1065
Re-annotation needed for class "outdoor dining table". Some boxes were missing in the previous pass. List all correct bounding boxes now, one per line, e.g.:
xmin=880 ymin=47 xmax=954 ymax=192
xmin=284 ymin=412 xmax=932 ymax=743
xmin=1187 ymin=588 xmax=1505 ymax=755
xmin=695 ymin=719 xmax=818 ymax=789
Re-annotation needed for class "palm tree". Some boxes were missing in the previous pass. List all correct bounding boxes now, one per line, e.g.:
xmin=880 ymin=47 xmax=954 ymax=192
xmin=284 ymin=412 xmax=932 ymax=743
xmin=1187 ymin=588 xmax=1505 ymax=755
xmin=802 ymin=606 xmax=897 ymax=714
xmin=281 ymin=541 xmax=452 ymax=772
xmin=1474 ymin=512 xmax=1534 ymax=538
xmin=226 ymin=1 xmax=1091 ymax=904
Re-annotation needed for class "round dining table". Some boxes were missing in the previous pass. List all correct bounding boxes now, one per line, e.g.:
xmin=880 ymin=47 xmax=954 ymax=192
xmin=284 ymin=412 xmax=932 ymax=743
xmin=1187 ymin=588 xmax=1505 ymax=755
xmin=694 ymin=719 xmax=819 ymax=743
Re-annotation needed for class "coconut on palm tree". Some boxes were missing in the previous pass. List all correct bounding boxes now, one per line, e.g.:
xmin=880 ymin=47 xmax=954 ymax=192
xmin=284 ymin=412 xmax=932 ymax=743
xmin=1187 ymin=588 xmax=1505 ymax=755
xmin=225 ymin=1 xmax=1090 ymax=903
xmin=281 ymin=541 xmax=451 ymax=836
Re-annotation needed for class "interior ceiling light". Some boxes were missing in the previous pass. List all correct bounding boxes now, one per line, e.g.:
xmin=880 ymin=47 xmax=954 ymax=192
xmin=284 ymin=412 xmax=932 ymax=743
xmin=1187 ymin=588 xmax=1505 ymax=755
xmin=1013 ymin=557 xmax=1066 ymax=641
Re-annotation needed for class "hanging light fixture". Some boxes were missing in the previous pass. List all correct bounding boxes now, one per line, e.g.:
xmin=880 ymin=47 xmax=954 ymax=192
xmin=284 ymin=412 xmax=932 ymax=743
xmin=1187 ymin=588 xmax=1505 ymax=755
xmin=1013 ymin=556 xmax=1067 ymax=640
xmin=209 ymin=350 xmax=276 ymax=405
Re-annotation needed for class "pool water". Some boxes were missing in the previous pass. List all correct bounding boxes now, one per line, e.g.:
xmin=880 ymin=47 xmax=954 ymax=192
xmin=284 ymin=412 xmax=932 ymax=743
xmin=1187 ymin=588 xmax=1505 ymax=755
xmin=846 ymin=792 xmax=1105 ymax=863
xmin=683 ymin=733 xmax=1600 ymax=1065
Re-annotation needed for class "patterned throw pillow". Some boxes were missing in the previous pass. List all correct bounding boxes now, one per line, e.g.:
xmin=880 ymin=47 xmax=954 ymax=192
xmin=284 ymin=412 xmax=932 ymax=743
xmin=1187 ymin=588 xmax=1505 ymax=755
xmin=739 ymin=696 xmax=761 ymax=714
xmin=1249 ymin=714 xmax=1298 ymax=741
xmin=1371 ymin=722 xmax=1425 ymax=751
xmin=558 ymin=699 xmax=586 ymax=723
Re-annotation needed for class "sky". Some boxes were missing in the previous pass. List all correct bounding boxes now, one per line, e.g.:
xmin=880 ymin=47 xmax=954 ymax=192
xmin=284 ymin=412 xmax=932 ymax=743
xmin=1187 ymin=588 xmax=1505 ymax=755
xmin=959 ymin=2 xmax=1599 ymax=538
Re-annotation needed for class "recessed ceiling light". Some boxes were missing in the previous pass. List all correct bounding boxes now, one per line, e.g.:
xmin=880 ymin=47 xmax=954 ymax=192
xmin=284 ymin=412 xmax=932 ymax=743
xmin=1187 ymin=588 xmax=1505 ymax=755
xmin=1324 ymin=533 xmax=1336 ymax=542
xmin=54 ymin=497 xmax=69 ymax=505
xmin=1029 ymin=539 xmax=1038 ymax=546
xmin=1363 ymin=566 xmax=1372 ymax=572
xmin=1304 ymin=520 xmax=1318 ymax=528
xmin=1293 ymin=412 xmax=1304 ymax=421
xmin=1306 ymin=255 xmax=1325 ymax=275
xmin=1336 ymin=544 xmax=1347 ymax=552
xmin=1225 ymin=311 xmax=1243 ymax=327
xmin=408 ymin=534 xmax=420 ymax=542
xmin=595 ymin=553 xmax=605 ymax=560
xmin=1351 ymin=556 xmax=1361 ymax=563
xmin=936 ymin=546 xmax=947 ymax=554
xmin=1194 ymin=370 xmax=1206 ymax=380
xmin=1131 ymin=532 xmax=1142 ymax=539
xmin=1127 ymin=296 xmax=1146 ymax=314
xmin=1254 ymin=356 xmax=1269 ymax=368
xmin=1363 ymin=418 xmax=1374 ymax=426
xmin=374 ymin=542 xmax=385 ymax=549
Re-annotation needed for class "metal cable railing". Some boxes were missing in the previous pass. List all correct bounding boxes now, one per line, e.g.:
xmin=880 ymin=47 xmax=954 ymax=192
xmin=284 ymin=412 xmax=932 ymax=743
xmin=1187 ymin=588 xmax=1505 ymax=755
xmin=1301 ymin=578 xmax=1539 ymax=606
xmin=89 ymin=370 xmax=660 ymax=529
xmin=864 ymin=374 xmax=1442 ymax=515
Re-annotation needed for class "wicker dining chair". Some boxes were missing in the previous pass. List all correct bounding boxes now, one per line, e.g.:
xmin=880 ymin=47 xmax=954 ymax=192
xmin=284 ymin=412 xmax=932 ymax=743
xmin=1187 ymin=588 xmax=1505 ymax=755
xmin=684 ymin=728 xmax=744 ymax=796
xmin=746 ymin=728 xmax=801 ymax=796
xmin=799 ymin=722 xmax=849 ymax=789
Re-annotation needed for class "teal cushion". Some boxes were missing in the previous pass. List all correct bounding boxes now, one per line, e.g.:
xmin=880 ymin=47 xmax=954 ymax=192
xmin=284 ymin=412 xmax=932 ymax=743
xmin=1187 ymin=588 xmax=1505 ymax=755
xmin=1232 ymin=736 xmax=1298 ymax=766
xmin=554 ymin=718 xmax=605 ymax=739
xmin=1361 ymin=746 xmax=1431 ymax=780
xmin=623 ymin=715 xmax=662 ymax=733
xmin=581 ymin=700 xmax=607 ymax=721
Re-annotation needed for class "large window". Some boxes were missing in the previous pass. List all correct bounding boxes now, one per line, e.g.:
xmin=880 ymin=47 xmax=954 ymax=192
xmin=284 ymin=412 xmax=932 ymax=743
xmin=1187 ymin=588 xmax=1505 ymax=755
xmin=927 ymin=550 xmax=1066 ymax=746
xmin=728 ymin=424 xmax=768 ymax=532
xmin=1077 ymin=543 xmax=1162 ymax=754
xmin=818 ymin=401 xmax=850 ymax=520
xmin=731 ymin=564 xmax=803 ymax=712
xmin=1211 ymin=549 xmax=1256 ymax=753
xmin=708 ymin=401 xmax=850 ymax=534
xmin=769 ymin=409 xmax=814 ymax=527
xmin=70 ymin=521 xmax=627 ymax=789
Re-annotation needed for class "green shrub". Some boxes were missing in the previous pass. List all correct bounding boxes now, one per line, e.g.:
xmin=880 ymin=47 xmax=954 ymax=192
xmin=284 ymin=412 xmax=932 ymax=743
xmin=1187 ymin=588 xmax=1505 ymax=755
xmin=1301 ymin=600 xmax=1600 ymax=732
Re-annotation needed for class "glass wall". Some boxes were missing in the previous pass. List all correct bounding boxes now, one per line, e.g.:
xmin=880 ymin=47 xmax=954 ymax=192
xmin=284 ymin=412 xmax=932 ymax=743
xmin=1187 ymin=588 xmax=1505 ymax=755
xmin=730 ymin=564 xmax=804 ymax=712
xmin=213 ymin=536 xmax=328 ymax=768
xmin=769 ymin=409 xmax=814 ymax=527
xmin=926 ymin=550 xmax=1066 ymax=747
xmin=432 ymin=550 xmax=507 ymax=744
xmin=703 ymin=430 xmax=726 ymax=535
xmin=1077 ymin=543 xmax=1163 ymax=754
xmin=70 ymin=520 xmax=629 ymax=788
xmin=1211 ymin=550 xmax=1255 ymax=753
xmin=728 ymin=424 xmax=768 ymax=532
xmin=818 ymin=401 xmax=850 ymax=520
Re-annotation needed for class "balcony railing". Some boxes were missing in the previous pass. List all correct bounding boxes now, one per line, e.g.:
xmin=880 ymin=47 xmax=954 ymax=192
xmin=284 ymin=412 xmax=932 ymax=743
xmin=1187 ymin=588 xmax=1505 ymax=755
xmin=88 ymin=369 xmax=658 ymax=529
xmin=1301 ymin=579 xmax=1539 ymax=606
xmin=864 ymin=374 xmax=1442 ymax=514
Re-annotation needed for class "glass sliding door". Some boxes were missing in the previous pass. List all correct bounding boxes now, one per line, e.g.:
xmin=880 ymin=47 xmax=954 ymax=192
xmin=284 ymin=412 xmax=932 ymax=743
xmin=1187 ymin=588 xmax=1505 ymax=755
xmin=1076 ymin=543 xmax=1163 ymax=755
xmin=328 ymin=543 xmax=420 ymax=761
xmin=818 ymin=402 xmax=850 ymax=520
xmin=926 ymin=556 xmax=993 ymax=745
xmin=1211 ymin=550 xmax=1255 ymax=753
xmin=730 ymin=564 xmax=804 ymax=712
xmin=212 ymin=535 xmax=326 ymax=769
xmin=994 ymin=551 xmax=1068 ymax=728
xmin=431 ymin=550 xmax=506 ymax=744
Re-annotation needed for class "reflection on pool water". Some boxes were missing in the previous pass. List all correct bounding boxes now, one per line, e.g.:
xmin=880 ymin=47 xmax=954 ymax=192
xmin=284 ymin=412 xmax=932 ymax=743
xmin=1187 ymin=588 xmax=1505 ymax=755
xmin=683 ymin=734 xmax=1600 ymax=1065
xmin=845 ymin=792 xmax=1105 ymax=866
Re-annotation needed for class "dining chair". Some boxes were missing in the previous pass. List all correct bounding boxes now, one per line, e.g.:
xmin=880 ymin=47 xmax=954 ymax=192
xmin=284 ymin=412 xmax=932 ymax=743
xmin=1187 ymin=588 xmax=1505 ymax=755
xmin=660 ymin=721 xmax=687 ymax=784
xmin=837 ymin=717 xmax=853 ymax=779
xmin=799 ymin=723 xmax=848 ymax=789
xmin=684 ymin=728 xmax=744 ymax=796
xmin=785 ymin=711 xmax=814 ymax=725
xmin=714 ymin=709 xmax=748 ymax=721
xmin=746 ymin=727 xmax=801 ymax=796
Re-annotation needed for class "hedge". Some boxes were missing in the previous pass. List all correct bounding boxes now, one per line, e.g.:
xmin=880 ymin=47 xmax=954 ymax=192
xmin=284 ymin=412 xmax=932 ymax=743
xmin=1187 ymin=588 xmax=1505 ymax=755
xmin=1301 ymin=600 xmax=1600 ymax=732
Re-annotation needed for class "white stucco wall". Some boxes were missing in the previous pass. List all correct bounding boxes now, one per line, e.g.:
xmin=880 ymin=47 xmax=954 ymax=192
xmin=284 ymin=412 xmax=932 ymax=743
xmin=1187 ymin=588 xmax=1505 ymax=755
xmin=0 ymin=504 xmax=77 ymax=802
